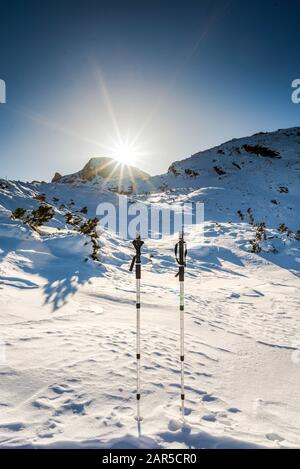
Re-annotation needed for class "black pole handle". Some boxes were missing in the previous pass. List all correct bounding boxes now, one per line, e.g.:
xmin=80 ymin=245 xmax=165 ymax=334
xmin=175 ymin=236 xmax=187 ymax=280
xmin=130 ymin=236 xmax=144 ymax=278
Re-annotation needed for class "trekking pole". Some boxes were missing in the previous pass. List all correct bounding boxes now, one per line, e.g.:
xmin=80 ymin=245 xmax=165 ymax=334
xmin=130 ymin=233 xmax=144 ymax=422
xmin=175 ymin=229 xmax=187 ymax=418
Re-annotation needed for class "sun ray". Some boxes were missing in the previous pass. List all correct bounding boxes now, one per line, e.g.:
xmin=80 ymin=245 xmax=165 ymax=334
xmin=102 ymin=160 xmax=121 ymax=186
xmin=126 ymin=164 xmax=136 ymax=190
xmin=95 ymin=69 xmax=122 ymax=146
xmin=118 ymin=163 xmax=125 ymax=193
xmin=12 ymin=106 xmax=114 ymax=154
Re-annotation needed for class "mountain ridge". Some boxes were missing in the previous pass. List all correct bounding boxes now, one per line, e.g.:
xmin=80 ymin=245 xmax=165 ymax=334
xmin=51 ymin=156 xmax=150 ymax=188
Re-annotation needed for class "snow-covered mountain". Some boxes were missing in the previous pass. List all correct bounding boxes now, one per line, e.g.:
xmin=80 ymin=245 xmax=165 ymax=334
xmin=139 ymin=127 xmax=300 ymax=230
xmin=52 ymin=157 xmax=149 ymax=192
xmin=0 ymin=127 xmax=299 ymax=448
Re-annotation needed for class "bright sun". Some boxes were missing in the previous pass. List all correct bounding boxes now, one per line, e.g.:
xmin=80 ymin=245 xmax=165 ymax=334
xmin=113 ymin=142 xmax=137 ymax=165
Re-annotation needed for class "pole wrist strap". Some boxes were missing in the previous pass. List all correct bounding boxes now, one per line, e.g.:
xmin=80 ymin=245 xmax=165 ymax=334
xmin=130 ymin=255 xmax=136 ymax=272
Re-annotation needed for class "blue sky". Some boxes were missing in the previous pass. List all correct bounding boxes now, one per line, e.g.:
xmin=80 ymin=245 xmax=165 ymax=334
xmin=0 ymin=0 xmax=300 ymax=181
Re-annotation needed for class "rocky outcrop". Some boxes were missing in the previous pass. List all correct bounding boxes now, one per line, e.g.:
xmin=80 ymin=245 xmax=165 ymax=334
xmin=52 ymin=172 xmax=62 ymax=183
xmin=51 ymin=157 xmax=149 ymax=185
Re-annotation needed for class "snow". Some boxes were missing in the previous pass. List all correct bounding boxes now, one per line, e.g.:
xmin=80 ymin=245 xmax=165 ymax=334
xmin=0 ymin=127 xmax=300 ymax=448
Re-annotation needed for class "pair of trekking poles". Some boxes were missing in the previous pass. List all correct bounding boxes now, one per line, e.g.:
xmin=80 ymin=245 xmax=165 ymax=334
xmin=129 ymin=231 xmax=187 ymax=422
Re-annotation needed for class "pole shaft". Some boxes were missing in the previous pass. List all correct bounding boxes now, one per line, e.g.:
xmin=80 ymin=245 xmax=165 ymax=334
xmin=136 ymin=277 xmax=141 ymax=420
xmin=136 ymin=277 xmax=141 ymax=376
xmin=176 ymin=233 xmax=186 ymax=419
xmin=131 ymin=235 xmax=143 ymax=422
xmin=180 ymin=280 xmax=184 ymax=417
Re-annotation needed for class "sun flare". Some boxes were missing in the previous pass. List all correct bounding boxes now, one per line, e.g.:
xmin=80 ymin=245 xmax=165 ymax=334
xmin=112 ymin=141 xmax=137 ymax=165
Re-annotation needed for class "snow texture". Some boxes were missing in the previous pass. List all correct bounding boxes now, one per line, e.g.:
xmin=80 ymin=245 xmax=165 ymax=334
xmin=0 ymin=127 xmax=299 ymax=448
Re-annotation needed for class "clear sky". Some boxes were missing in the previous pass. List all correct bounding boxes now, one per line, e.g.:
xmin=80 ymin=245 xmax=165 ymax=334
xmin=0 ymin=0 xmax=300 ymax=181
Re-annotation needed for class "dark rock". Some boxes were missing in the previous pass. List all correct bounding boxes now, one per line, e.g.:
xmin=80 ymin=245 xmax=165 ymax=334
xmin=52 ymin=172 xmax=62 ymax=183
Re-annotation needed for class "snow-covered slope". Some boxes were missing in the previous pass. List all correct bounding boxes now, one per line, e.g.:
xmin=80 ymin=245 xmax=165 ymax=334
xmin=140 ymin=127 xmax=300 ymax=231
xmin=0 ymin=127 xmax=299 ymax=448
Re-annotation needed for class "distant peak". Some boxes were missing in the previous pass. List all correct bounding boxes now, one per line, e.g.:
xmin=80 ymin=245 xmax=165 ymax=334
xmin=51 ymin=156 xmax=149 ymax=185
